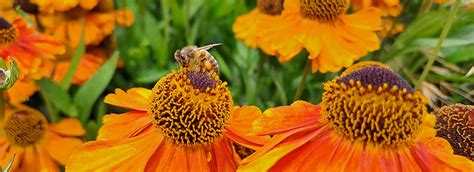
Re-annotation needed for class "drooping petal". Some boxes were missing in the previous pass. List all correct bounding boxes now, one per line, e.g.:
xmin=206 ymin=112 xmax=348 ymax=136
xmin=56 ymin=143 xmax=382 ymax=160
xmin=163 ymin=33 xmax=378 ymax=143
xmin=104 ymin=88 xmax=151 ymax=111
xmin=225 ymin=106 xmax=270 ymax=150
xmin=66 ymin=130 xmax=164 ymax=171
xmin=43 ymin=132 xmax=83 ymax=165
xmin=145 ymin=140 xmax=215 ymax=172
xmin=209 ymin=138 xmax=239 ymax=172
xmin=411 ymin=137 xmax=474 ymax=171
xmin=253 ymin=101 xmax=321 ymax=135
xmin=47 ymin=118 xmax=86 ymax=137
xmin=97 ymin=111 xmax=153 ymax=140
xmin=239 ymin=124 xmax=326 ymax=171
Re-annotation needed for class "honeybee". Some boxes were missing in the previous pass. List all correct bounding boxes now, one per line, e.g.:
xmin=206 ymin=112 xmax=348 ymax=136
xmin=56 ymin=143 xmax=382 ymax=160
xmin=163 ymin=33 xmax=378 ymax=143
xmin=174 ymin=43 xmax=221 ymax=73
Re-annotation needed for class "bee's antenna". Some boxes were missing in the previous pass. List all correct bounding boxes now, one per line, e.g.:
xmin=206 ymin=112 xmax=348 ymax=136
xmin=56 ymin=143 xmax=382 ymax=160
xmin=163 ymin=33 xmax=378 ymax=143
xmin=193 ymin=43 xmax=222 ymax=52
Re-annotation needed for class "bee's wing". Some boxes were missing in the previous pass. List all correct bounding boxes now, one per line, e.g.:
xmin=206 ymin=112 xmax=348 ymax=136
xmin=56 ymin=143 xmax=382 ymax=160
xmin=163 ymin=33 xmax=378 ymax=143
xmin=193 ymin=43 xmax=222 ymax=52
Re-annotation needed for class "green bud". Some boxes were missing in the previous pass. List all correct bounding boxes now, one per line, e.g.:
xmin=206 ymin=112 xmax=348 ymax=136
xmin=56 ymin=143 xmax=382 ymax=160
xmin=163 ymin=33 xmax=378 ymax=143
xmin=0 ymin=57 xmax=20 ymax=91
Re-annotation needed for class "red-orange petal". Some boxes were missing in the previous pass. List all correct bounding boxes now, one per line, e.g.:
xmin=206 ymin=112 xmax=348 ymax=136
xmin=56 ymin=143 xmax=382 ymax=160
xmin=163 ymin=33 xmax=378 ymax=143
xmin=97 ymin=111 xmax=153 ymax=140
xmin=104 ymin=88 xmax=151 ymax=111
xmin=66 ymin=130 xmax=164 ymax=171
xmin=225 ymin=106 xmax=270 ymax=150
xmin=253 ymin=100 xmax=321 ymax=135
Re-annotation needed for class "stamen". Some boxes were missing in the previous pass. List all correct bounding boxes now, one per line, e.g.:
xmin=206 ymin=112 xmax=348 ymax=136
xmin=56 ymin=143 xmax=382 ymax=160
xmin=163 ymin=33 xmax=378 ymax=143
xmin=323 ymin=66 xmax=428 ymax=146
xmin=0 ymin=17 xmax=17 ymax=45
xmin=257 ymin=0 xmax=284 ymax=15
xmin=3 ymin=109 xmax=47 ymax=147
xmin=148 ymin=68 xmax=233 ymax=145
xmin=300 ymin=0 xmax=348 ymax=22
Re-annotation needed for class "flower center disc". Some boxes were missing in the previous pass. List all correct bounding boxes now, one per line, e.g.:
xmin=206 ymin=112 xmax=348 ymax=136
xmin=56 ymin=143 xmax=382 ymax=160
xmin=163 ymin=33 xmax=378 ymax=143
xmin=148 ymin=68 xmax=233 ymax=145
xmin=3 ymin=109 xmax=47 ymax=147
xmin=0 ymin=17 xmax=17 ymax=45
xmin=257 ymin=0 xmax=284 ymax=15
xmin=300 ymin=0 xmax=348 ymax=22
xmin=323 ymin=66 xmax=427 ymax=146
xmin=435 ymin=104 xmax=473 ymax=160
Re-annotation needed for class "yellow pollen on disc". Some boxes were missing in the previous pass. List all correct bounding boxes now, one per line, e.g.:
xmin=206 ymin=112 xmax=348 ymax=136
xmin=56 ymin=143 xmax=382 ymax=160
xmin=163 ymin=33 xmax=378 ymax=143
xmin=257 ymin=0 xmax=285 ymax=15
xmin=148 ymin=68 xmax=233 ymax=145
xmin=0 ymin=17 xmax=18 ymax=45
xmin=300 ymin=0 xmax=349 ymax=22
xmin=3 ymin=108 xmax=48 ymax=147
xmin=322 ymin=66 xmax=429 ymax=146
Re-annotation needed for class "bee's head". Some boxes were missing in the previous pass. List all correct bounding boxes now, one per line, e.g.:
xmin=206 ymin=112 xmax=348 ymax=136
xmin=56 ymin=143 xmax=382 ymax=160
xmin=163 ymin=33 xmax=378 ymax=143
xmin=181 ymin=45 xmax=198 ymax=59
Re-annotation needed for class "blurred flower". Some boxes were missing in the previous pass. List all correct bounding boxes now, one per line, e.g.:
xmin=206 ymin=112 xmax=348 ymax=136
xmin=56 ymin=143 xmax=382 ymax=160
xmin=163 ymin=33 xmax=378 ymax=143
xmin=66 ymin=67 xmax=269 ymax=171
xmin=36 ymin=1 xmax=133 ymax=47
xmin=0 ymin=105 xmax=85 ymax=171
xmin=51 ymin=48 xmax=107 ymax=84
xmin=238 ymin=62 xmax=473 ymax=171
xmin=233 ymin=0 xmax=284 ymax=48
xmin=435 ymin=104 xmax=473 ymax=161
xmin=32 ymin=0 xmax=133 ymax=84
xmin=352 ymin=0 xmax=404 ymax=38
xmin=240 ymin=0 xmax=381 ymax=73
xmin=31 ymin=0 xmax=98 ymax=13
xmin=0 ymin=17 xmax=64 ymax=104
xmin=352 ymin=0 xmax=403 ymax=17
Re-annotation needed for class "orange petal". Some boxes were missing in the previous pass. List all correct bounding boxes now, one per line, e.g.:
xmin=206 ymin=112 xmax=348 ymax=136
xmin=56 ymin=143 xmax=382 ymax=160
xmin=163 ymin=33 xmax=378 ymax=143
xmin=6 ymin=78 xmax=38 ymax=104
xmin=104 ymin=88 xmax=151 ymax=111
xmin=146 ymin=140 xmax=211 ymax=172
xmin=43 ymin=132 xmax=83 ymax=165
xmin=0 ymin=144 xmax=24 ymax=171
xmin=239 ymin=124 xmax=325 ymax=171
xmin=66 ymin=130 xmax=164 ymax=171
xmin=412 ymin=137 xmax=474 ymax=171
xmin=341 ymin=7 xmax=382 ymax=31
xmin=209 ymin=138 xmax=239 ymax=172
xmin=225 ymin=106 xmax=270 ymax=150
xmin=97 ymin=111 xmax=152 ymax=140
xmin=253 ymin=100 xmax=321 ymax=135
xmin=47 ymin=118 xmax=86 ymax=136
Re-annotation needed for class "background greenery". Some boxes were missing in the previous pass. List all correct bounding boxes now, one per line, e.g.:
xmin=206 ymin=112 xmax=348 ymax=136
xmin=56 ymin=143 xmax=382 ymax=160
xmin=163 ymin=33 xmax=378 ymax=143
xmin=38 ymin=0 xmax=474 ymax=140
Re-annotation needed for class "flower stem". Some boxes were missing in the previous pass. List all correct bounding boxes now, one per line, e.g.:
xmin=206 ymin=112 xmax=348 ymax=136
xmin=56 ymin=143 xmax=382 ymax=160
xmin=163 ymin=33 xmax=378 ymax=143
xmin=415 ymin=0 xmax=462 ymax=91
xmin=418 ymin=0 xmax=434 ymax=16
xmin=0 ymin=91 xmax=4 ymax=121
xmin=293 ymin=59 xmax=311 ymax=101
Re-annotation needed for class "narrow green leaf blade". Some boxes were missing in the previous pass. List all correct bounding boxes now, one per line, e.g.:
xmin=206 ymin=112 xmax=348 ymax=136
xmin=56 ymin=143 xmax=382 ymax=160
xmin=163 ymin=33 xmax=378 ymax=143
xmin=75 ymin=52 xmax=119 ymax=123
xmin=60 ymin=34 xmax=85 ymax=91
xmin=2 ymin=154 xmax=15 ymax=172
xmin=37 ymin=79 xmax=78 ymax=117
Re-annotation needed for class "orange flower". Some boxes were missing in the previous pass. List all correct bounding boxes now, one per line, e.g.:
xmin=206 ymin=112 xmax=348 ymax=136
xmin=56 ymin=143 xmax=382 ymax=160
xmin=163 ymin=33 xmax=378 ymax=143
xmin=352 ymin=0 xmax=403 ymax=17
xmin=434 ymin=104 xmax=473 ymax=161
xmin=0 ymin=106 xmax=85 ymax=171
xmin=0 ymin=17 xmax=64 ymax=104
xmin=233 ymin=0 xmax=284 ymax=50
xmin=238 ymin=62 xmax=473 ymax=171
xmin=51 ymin=49 xmax=106 ymax=84
xmin=351 ymin=0 xmax=405 ymax=38
xmin=233 ymin=0 xmax=381 ymax=73
xmin=36 ymin=2 xmax=134 ymax=48
xmin=31 ymin=0 xmax=99 ymax=13
xmin=66 ymin=67 xmax=269 ymax=171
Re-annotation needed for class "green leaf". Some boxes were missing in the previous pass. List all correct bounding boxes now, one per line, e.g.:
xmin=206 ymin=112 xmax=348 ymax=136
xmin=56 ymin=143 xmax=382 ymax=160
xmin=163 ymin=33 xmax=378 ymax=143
xmin=2 ymin=154 xmax=15 ymax=172
xmin=60 ymin=32 xmax=85 ymax=91
xmin=37 ymin=79 xmax=79 ymax=117
xmin=84 ymin=120 xmax=99 ymax=141
xmin=442 ymin=44 xmax=474 ymax=63
xmin=75 ymin=52 xmax=119 ymax=123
